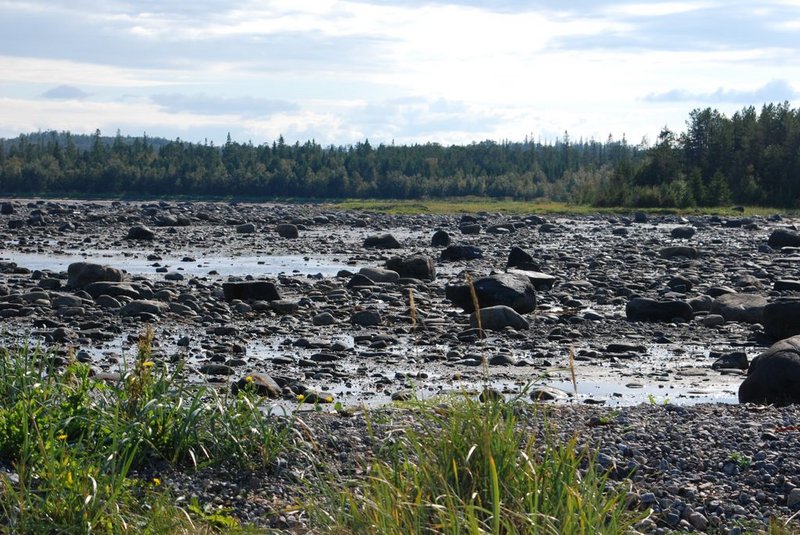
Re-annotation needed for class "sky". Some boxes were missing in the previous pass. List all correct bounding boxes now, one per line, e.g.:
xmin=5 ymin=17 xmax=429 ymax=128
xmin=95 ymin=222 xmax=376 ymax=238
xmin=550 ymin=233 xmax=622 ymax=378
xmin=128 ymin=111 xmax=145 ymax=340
xmin=0 ymin=0 xmax=798 ymax=147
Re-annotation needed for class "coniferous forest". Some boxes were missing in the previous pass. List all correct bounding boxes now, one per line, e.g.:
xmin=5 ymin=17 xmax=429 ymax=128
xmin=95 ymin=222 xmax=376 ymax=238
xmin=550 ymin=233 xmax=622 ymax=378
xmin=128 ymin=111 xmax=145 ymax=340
xmin=1 ymin=103 xmax=799 ymax=207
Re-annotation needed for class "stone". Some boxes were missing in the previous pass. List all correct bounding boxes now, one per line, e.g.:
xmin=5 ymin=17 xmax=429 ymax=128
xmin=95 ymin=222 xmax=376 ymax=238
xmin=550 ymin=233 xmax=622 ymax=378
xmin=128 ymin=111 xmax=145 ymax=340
xmin=385 ymin=255 xmax=436 ymax=280
xmin=659 ymin=246 xmax=698 ymax=259
xmin=763 ymin=298 xmax=800 ymax=340
xmin=119 ymin=299 xmax=169 ymax=316
xmin=459 ymin=223 xmax=481 ymax=234
xmin=506 ymin=246 xmax=536 ymax=270
xmin=530 ymin=386 xmax=571 ymax=401
xmin=359 ymin=267 xmax=400 ymax=283
xmin=774 ymin=280 xmax=800 ymax=292
xmin=625 ymin=297 xmax=693 ymax=322
xmin=236 ymin=223 xmax=256 ymax=233
xmin=446 ymin=272 xmax=536 ymax=314
xmin=84 ymin=282 xmax=144 ymax=299
xmin=232 ymin=373 xmax=281 ymax=398
xmin=346 ymin=273 xmax=377 ymax=288
xmin=440 ymin=245 xmax=484 ymax=261
xmin=711 ymin=351 xmax=748 ymax=370
xmin=363 ymin=233 xmax=401 ymax=249
xmin=351 ymin=310 xmax=382 ymax=326
xmin=431 ymin=229 xmax=451 ymax=247
xmin=711 ymin=293 xmax=767 ymax=324
xmin=67 ymin=262 xmax=124 ymax=289
xmin=126 ymin=225 xmax=155 ymax=240
xmin=506 ymin=269 xmax=557 ymax=290
xmin=739 ymin=335 xmax=800 ymax=405
xmin=312 ymin=312 xmax=337 ymax=326
xmin=222 ymin=281 xmax=280 ymax=302
xmin=199 ymin=363 xmax=235 ymax=376
xmin=276 ymin=223 xmax=299 ymax=238
xmin=0 ymin=202 xmax=14 ymax=215
xmin=671 ymin=226 xmax=696 ymax=239
xmin=703 ymin=314 xmax=726 ymax=327
xmin=469 ymin=305 xmax=529 ymax=331
xmin=768 ymin=228 xmax=800 ymax=248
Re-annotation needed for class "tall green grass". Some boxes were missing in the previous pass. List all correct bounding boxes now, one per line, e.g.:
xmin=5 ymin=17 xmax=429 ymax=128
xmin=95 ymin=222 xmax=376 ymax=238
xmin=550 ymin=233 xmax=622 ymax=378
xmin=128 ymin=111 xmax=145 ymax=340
xmin=310 ymin=396 xmax=641 ymax=534
xmin=0 ymin=330 xmax=292 ymax=533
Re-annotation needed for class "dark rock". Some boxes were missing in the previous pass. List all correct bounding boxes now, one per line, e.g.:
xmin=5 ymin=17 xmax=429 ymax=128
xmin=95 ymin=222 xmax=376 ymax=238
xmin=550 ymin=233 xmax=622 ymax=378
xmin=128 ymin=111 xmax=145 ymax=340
xmin=659 ymin=246 xmax=698 ymax=259
xmin=431 ymin=229 xmax=451 ymax=247
xmin=312 ymin=312 xmax=337 ymax=326
xmin=222 ymin=281 xmax=280 ymax=302
xmin=763 ymin=298 xmax=800 ymax=340
xmin=236 ymin=223 xmax=256 ymax=234
xmin=768 ymin=228 xmax=800 ymax=248
xmin=351 ymin=310 xmax=382 ymax=326
xmin=711 ymin=293 xmax=767 ymax=324
xmin=712 ymin=351 xmax=749 ymax=370
xmin=625 ymin=297 xmax=693 ymax=322
xmin=385 ymin=255 xmax=436 ymax=280
xmin=506 ymin=246 xmax=535 ymax=270
xmin=0 ymin=202 xmax=14 ymax=215
xmin=671 ymin=226 xmax=696 ymax=239
xmin=67 ymin=262 xmax=124 ymax=289
xmin=84 ymin=282 xmax=143 ymax=299
xmin=199 ymin=363 xmax=235 ymax=376
xmin=667 ymin=275 xmax=693 ymax=292
xmin=633 ymin=212 xmax=648 ymax=223
xmin=459 ymin=223 xmax=481 ymax=234
xmin=120 ymin=299 xmax=169 ymax=316
xmin=774 ymin=280 xmax=800 ymax=292
xmin=440 ymin=245 xmax=484 ymax=261
xmin=739 ymin=335 xmax=800 ymax=405
xmin=446 ymin=272 xmax=536 ymax=314
xmin=364 ymin=233 xmax=401 ymax=249
xmin=126 ymin=225 xmax=155 ymax=240
xmin=276 ymin=223 xmax=299 ymax=238
xmin=346 ymin=273 xmax=377 ymax=288
xmin=469 ymin=305 xmax=529 ymax=331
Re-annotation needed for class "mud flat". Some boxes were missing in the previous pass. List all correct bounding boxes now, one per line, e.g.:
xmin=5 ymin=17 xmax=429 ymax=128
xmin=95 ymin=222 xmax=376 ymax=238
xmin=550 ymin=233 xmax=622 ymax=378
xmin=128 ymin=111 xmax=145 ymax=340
xmin=3 ymin=199 xmax=800 ymax=532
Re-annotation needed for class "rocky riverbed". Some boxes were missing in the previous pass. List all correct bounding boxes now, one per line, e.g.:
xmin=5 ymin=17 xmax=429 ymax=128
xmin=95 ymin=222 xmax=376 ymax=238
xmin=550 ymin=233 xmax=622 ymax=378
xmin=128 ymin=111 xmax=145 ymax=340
xmin=3 ymin=199 xmax=800 ymax=532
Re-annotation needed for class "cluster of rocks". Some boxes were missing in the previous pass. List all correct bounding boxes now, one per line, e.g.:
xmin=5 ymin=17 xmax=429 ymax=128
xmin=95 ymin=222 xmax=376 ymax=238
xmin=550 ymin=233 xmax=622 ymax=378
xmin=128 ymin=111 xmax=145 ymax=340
xmin=4 ymin=199 xmax=800 ymax=531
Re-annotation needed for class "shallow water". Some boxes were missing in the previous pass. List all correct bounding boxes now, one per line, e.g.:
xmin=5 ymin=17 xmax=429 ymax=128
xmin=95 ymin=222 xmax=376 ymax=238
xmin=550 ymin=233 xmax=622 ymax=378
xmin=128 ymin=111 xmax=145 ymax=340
xmin=4 ymin=251 xmax=355 ymax=278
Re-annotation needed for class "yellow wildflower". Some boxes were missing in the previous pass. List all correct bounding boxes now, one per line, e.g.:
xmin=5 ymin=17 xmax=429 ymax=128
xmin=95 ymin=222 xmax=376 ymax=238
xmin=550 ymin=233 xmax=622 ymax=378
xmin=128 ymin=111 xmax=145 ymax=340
xmin=142 ymin=361 xmax=155 ymax=368
xmin=56 ymin=433 xmax=68 ymax=441
xmin=296 ymin=394 xmax=305 ymax=402
xmin=152 ymin=477 xmax=161 ymax=486
xmin=244 ymin=376 xmax=254 ymax=383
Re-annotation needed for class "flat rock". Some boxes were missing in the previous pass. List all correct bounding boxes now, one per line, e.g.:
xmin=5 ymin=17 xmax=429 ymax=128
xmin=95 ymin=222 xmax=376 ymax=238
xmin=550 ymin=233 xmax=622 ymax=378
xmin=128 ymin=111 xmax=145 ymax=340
xmin=469 ymin=305 xmax=529 ymax=331
xmin=626 ymin=297 xmax=693 ymax=322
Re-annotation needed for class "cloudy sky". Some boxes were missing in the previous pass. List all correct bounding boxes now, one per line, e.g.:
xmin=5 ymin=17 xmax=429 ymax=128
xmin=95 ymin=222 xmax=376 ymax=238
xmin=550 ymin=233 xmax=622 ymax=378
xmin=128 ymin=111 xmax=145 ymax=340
xmin=0 ymin=0 xmax=798 ymax=146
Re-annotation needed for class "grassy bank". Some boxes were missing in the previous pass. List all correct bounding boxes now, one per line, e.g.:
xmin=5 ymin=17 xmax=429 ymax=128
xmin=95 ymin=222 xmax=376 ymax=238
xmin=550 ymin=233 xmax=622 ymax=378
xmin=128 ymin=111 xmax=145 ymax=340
xmin=332 ymin=198 xmax=789 ymax=217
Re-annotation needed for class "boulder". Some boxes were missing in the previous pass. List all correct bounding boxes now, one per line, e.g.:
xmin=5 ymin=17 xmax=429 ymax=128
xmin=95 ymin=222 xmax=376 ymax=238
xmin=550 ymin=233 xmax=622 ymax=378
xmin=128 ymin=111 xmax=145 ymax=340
xmin=739 ymin=335 xmax=800 ymax=405
xmin=385 ymin=255 xmax=436 ymax=280
xmin=459 ymin=224 xmax=481 ymax=235
xmin=84 ymin=281 xmax=144 ymax=300
xmin=446 ymin=272 xmax=536 ymax=314
xmin=276 ymin=223 xmax=299 ymax=238
xmin=346 ymin=273 xmax=377 ymax=288
xmin=431 ymin=229 xmax=451 ymax=247
xmin=0 ymin=202 xmax=14 ymax=215
xmin=763 ymin=298 xmax=800 ymax=341
xmin=359 ymin=267 xmax=400 ymax=283
xmin=363 ymin=233 xmax=401 ymax=249
xmin=625 ymin=297 xmax=693 ymax=322
xmin=126 ymin=225 xmax=155 ymax=240
xmin=670 ymin=226 xmax=695 ymax=239
xmin=236 ymin=223 xmax=256 ymax=234
xmin=469 ymin=305 xmax=529 ymax=331
xmin=710 ymin=293 xmax=767 ymax=324
xmin=351 ymin=310 xmax=382 ymax=326
xmin=120 ymin=299 xmax=169 ymax=317
xmin=222 ymin=281 xmax=280 ymax=302
xmin=659 ymin=246 xmax=698 ymax=259
xmin=767 ymin=228 xmax=800 ymax=248
xmin=506 ymin=269 xmax=557 ymax=290
xmin=232 ymin=373 xmax=281 ymax=398
xmin=67 ymin=262 xmax=124 ymax=289
xmin=506 ymin=246 xmax=537 ymax=270
xmin=440 ymin=245 xmax=484 ymax=261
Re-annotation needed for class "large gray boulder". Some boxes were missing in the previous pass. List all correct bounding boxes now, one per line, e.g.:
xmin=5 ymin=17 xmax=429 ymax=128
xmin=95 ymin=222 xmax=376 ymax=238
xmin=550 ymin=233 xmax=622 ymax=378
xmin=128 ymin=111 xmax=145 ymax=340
xmin=67 ymin=262 xmax=124 ymax=289
xmin=126 ymin=225 xmax=155 ymax=240
xmin=276 ymin=223 xmax=299 ymax=238
xmin=470 ymin=305 xmax=529 ymax=331
xmin=710 ymin=293 xmax=767 ymax=324
xmin=763 ymin=298 xmax=800 ymax=341
xmin=625 ymin=297 xmax=693 ymax=322
xmin=222 ymin=281 xmax=280 ymax=302
xmin=739 ymin=335 xmax=800 ymax=405
xmin=359 ymin=267 xmax=400 ymax=283
xmin=446 ymin=272 xmax=536 ymax=314
xmin=385 ymin=255 xmax=436 ymax=280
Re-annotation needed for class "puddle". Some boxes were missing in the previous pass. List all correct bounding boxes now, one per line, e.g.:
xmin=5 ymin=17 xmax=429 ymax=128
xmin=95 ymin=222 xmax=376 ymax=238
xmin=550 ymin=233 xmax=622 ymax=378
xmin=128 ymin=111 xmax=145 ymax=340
xmin=3 ymin=251 xmax=355 ymax=278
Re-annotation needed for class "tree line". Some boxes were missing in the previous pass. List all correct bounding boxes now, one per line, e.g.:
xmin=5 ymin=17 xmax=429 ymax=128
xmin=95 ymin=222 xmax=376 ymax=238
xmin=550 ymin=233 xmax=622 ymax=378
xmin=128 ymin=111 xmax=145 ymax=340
xmin=1 ymin=102 xmax=798 ymax=207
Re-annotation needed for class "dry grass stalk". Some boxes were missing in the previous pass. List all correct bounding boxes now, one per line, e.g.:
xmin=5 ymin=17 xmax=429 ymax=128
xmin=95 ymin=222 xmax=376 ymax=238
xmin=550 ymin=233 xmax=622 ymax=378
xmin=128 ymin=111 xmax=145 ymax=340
xmin=465 ymin=272 xmax=489 ymax=381
xmin=568 ymin=345 xmax=578 ymax=397
xmin=409 ymin=288 xmax=419 ymax=361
